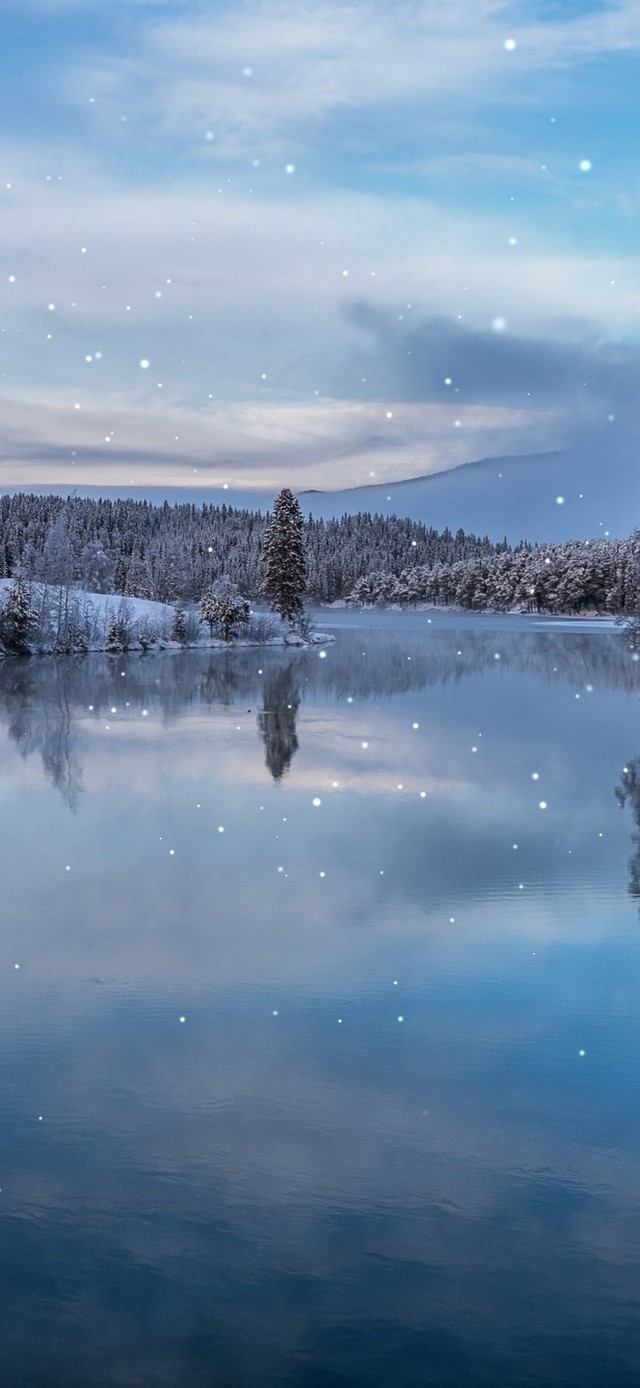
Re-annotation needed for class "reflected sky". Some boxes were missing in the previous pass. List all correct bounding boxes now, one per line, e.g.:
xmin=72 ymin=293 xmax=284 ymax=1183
xmin=1 ymin=612 xmax=640 ymax=1386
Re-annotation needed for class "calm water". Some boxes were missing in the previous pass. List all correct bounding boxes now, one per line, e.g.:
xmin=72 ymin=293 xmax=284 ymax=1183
xmin=2 ymin=609 xmax=640 ymax=1387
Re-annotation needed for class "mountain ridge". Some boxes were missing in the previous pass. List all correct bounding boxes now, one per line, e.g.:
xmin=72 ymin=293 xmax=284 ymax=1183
xmin=1 ymin=444 xmax=635 ymax=544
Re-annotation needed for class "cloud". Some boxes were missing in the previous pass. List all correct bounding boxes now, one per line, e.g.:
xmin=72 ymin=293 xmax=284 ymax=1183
xmin=3 ymin=140 xmax=629 ymax=490
xmin=345 ymin=302 xmax=640 ymax=421
xmin=0 ymin=386 xmax=564 ymax=490
xmin=1 ymin=143 xmax=632 ymax=346
xmin=62 ymin=0 xmax=640 ymax=159
xmin=0 ymin=0 xmax=638 ymax=493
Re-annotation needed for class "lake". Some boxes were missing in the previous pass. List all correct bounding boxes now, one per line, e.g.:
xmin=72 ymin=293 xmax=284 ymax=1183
xmin=2 ymin=608 xmax=640 ymax=1387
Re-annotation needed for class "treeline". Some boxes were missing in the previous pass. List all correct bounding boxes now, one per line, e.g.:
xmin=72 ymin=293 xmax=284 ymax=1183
xmin=348 ymin=537 xmax=640 ymax=615
xmin=0 ymin=492 xmax=512 ymax=604
xmin=2 ymin=491 xmax=637 ymax=616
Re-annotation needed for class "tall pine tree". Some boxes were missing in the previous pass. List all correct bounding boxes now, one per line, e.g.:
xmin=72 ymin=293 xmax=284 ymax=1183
xmin=0 ymin=577 xmax=39 ymax=655
xmin=260 ymin=489 xmax=307 ymax=625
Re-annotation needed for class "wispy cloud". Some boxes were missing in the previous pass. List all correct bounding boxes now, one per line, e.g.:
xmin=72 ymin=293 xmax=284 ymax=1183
xmin=62 ymin=0 xmax=640 ymax=158
xmin=0 ymin=0 xmax=637 ymax=492
xmin=0 ymin=388 xmax=564 ymax=490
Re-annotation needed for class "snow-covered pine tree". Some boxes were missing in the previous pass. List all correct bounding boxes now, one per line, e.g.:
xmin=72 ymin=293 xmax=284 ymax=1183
xmin=260 ymin=489 xmax=307 ymax=626
xmin=217 ymin=592 xmax=249 ymax=642
xmin=171 ymin=603 xmax=187 ymax=644
xmin=105 ymin=619 xmax=121 ymax=652
xmin=0 ymin=577 xmax=39 ymax=654
xmin=199 ymin=585 xmax=249 ymax=641
xmin=66 ymin=622 xmax=88 ymax=653
xmin=199 ymin=588 xmax=219 ymax=637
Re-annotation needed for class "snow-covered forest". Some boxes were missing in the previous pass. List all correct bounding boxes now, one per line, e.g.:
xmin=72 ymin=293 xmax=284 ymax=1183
xmin=0 ymin=492 xmax=511 ymax=604
xmin=0 ymin=491 xmax=638 ymax=618
xmin=348 ymin=536 xmax=640 ymax=615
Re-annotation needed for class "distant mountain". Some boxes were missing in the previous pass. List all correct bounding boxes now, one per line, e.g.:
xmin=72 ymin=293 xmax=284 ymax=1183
xmin=299 ymin=448 xmax=639 ymax=543
xmin=4 ymin=443 xmax=638 ymax=543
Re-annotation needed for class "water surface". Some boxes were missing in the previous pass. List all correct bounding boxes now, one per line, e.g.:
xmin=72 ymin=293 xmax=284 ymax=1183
xmin=2 ymin=610 xmax=640 ymax=1387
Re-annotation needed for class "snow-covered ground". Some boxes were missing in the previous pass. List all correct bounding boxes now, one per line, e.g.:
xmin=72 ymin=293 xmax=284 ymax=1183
xmin=0 ymin=581 xmax=172 ymax=627
xmin=0 ymin=580 xmax=333 ymax=653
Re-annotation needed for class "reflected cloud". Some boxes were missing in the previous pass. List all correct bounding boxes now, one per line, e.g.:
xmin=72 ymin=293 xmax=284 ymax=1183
xmin=3 ymin=952 xmax=640 ymax=1386
xmin=0 ymin=625 xmax=637 ymax=809
xmin=0 ymin=615 xmax=639 ymax=1383
xmin=0 ymin=618 xmax=634 ymax=1007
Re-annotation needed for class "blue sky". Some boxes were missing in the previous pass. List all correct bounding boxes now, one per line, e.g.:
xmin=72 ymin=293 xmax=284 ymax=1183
xmin=0 ymin=0 xmax=638 ymax=493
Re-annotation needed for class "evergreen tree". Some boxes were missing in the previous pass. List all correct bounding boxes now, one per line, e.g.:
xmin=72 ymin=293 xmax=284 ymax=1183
xmin=42 ymin=510 xmax=74 ymax=586
xmin=66 ymin=622 xmax=88 ymax=654
xmin=218 ymin=592 xmax=249 ymax=642
xmin=0 ymin=577 xmax=39 ymax=654
xmin=105 ymin=619 xmax=121 ymax=652
xmin=199 ymin=585 xmax=249 ymax=641
xmin=105 ymin=598 xmax=135 ymax=651
xmin=0 ymin=486 xmax=638 ymax=619
xmin=80 ymin=539 xmax=114 ymax=592
xmin=199 ymin=588 xmax=220 ymax=637
xmin=260 ymin=489 xmax=307 ymax=625
xmin=171 ymin=603 xmax=188 ymax=644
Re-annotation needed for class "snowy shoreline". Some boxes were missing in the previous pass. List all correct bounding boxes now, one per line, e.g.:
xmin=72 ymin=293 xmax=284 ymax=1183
xmin=0 ymin=577 xmax=623 ymax=659
xmin=0 ymin=580 xmax=334 ymax=656
xmin=335 ymin=600 xmax=620 ymax=623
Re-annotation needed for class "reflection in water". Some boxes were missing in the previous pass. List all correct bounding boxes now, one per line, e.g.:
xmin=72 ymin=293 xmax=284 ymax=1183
xmin=0 ymin=624 xmax=638 ymax=811
xmin=1 ymin=614 xmax=640 ymax=1385
xmin=257 ymin=663 xmax=300 ymax=780
xmin=615 ymin=756 xmax=640 ymax=901
xmin=2 ymin=657 xmax=83 ymax=811
xmin=199 ymin=651 xmax=245 ymax=708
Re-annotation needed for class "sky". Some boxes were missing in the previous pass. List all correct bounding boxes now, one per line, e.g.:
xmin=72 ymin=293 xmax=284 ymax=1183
xmin=0 ymin=0 xmax=638 ymax=495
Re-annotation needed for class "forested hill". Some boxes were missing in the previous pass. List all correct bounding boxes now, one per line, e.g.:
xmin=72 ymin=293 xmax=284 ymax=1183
xmin=0 ymin=492 xmax=513 ymax=604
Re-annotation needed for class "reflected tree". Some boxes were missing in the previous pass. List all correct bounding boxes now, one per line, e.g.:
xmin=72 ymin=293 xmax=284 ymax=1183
xmin=257 ymin=663 xmax=300 ymax=781
xmin=42 ymin=663 xmax=83 ymax=813
xmin=615 ymin=756 xmax=640 ymax=902
xmin=1 ymin=632 xmax=639 ymax=811
xmin=199 ymin=654 xmax=242 ymax=708
xmin=3 ymin=665 xmax=37 ymax=757
xmin=0 ymin=658 xmax=83 ymax=811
